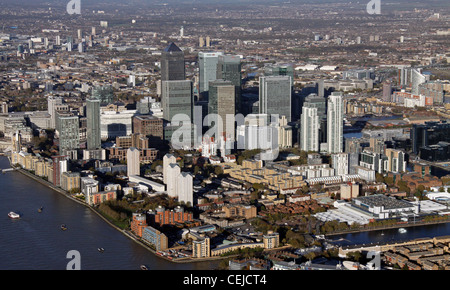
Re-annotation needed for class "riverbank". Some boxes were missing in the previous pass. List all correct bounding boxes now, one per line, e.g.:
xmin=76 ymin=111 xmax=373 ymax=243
xmin=9 ymin=161 xmax=229 ymax=265
xmin=11 ymin=166 xmax=187 ymax=263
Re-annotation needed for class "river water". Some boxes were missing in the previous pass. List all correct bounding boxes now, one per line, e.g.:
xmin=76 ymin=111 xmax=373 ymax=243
xmin=327 ymin=222 xmax=450 ymax=248
xmin=0 ymin=156 xmax=217 ymax=270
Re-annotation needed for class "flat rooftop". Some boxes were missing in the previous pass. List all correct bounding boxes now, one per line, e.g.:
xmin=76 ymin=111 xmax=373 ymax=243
xmin=354 ymin=194 xmax=414 ymax=210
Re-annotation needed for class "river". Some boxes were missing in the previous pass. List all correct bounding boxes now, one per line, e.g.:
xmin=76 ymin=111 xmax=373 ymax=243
xmin=327 ymin=222 xmax=450 ymax=248
xmin=0 ymin=156 xmax=218 ymax=270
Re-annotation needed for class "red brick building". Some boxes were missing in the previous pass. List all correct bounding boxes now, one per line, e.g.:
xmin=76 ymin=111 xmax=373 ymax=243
xmin=131 ymin=212 xmax=148 ymax=237
xmin=152 ymin=206 xmax=193 ymax=226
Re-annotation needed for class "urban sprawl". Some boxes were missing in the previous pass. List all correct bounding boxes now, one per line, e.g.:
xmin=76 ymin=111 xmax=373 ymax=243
xmin=1 ymin=0 xmax=450 ymax=270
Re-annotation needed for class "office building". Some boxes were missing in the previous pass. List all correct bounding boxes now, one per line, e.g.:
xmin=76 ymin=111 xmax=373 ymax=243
xmin=264 ymin=64 xmax=294 ymax=87
xmin=208 ymin=79 xmax=236 ymax=139
xmin=217 ymin=55 xmax=242 ymax=112
xmin=327 ymin=92 xmax=344 ymax=154
xmin=198 ymin=51 xmax=223 ymax=98
xmin=259 ymin=76 xmax=292 ymax=122
xmin=86 ymin=98 xmax=101 ymax=150
xmin=160 ymin=42 xmax=185 ymax=81
xmin=162 ymin=80 xmax=193 ymax=123
xmin=411 ymin=122 xmax=450 ymax=155
xmin=132 ymin=115 xmax=164 ymax=143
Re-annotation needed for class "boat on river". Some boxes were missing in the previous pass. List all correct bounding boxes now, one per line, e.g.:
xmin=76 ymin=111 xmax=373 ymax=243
xmin=8 ymin=212 xmax=20 ymax=219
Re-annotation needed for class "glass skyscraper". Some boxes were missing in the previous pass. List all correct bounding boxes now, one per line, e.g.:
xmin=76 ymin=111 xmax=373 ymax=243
xmin=198 ymin=51 xmax=223 ymax=99
xmin=161 ymin=42 xmax=185 ymax=81
xmin=259 ymin=76 xmax=292 ymax=122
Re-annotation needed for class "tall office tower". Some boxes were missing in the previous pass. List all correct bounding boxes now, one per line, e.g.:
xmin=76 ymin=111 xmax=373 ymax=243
xmin=92 ymin=27 xmax=96 ymax=36
xmin=56 ymin=114 xmax=80 ymax=155
xmin=259 ymin=76 xmax=292 ymax=122
xmin=160 ymin=42 xmax=185 ymax=81
xmin=86 ymin=98 xmax=101 ymax=150
xmin=331 ymin=153 xmax=349 ymax=176
xmin=208 ymin=79 xmax=236 ymax=139
xmin=127 ymin=147 xmax=140 ymax=176
xmin=205 ymin=36 xmax=211 ymax=47
xmin=327 ymin=92 xmax=344 ymax=154
xmin=177 ymin=172 xmax=193 ymax=206
xmin=198 ymin=52 xmax=223 ymax=99
xmin=163 ymin=154 xmax=177 ymax=185
xmin=77 ymin=29 xmax=82 ymax=40
xmin=264 ymin=64 xmax=294 ymax=87
xmin=162 ymin=80 xmax=193 ymax=123
xmin=300 ymin=105 xmax=319 ymax=152
xmin=91 ymin=84 xmax=115 ymax=105
xmin=161 ymin=80 xmax=194 ymax=144
xmin=56 ymin=35 xmax=61 ymax=46
xmin=217 ymin=55 xmax=242 ymax=112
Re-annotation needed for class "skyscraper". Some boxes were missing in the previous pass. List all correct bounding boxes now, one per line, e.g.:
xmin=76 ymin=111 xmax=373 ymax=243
xmin=302 ymin=93 xmax=327 ymax=145
xmin=259 ymin=76 xmax=292 ymax=122
xmin=264 ymin=64 xmax=294 ymax=87
xmin=57 ymin=114 xmax=79 ymax=155
xmin=217 ymin=55 xmax=242 ymax=112
xmin=327 ymin=92 xmax=344 ymax=154
xmin=300 ymin=105 xmax=319 ymax=152
xmin=161 ymin=80 xmax=194 ymax=145
xmin=127 ymin=147 xmax=140 ymax=176
xmin=86 ymin=98 xmax=101 ymax=150
xmin=198 ymin=52 xmax=223 ymax=98
xmin=208 ymin=79 xmax=236 ymax=140
xmin=160 ymin=42 xmax=185 ymax=81
xmin=91 ymin=85 xmax=115 ymax=106
xmin=162 ymin=80 xmax=193 ymax=123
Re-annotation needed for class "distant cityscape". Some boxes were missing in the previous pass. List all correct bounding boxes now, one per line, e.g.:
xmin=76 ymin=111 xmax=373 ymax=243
xmin=0 ymin=0 xmax=450 ymax=270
